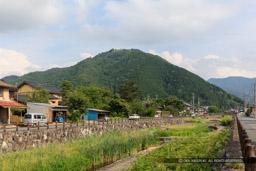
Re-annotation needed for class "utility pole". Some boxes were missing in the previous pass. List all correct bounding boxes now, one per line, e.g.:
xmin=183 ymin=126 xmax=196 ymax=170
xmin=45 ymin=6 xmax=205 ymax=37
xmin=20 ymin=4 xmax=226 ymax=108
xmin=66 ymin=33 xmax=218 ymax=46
xmin=248 ymin=93 xmax=250 ymax=114
xmin=254 ymin=83 xmax=256 ymax=114
xmin=244 ymin=97 xmax=247 ymax=114
xmin=192 ymin=93 xmax=195 ymax=114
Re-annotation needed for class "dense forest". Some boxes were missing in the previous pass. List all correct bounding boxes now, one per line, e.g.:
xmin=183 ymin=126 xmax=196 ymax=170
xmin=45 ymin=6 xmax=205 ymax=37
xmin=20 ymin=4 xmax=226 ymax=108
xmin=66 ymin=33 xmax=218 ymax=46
xmin=3 ymin=49 xmax=243 ymax=108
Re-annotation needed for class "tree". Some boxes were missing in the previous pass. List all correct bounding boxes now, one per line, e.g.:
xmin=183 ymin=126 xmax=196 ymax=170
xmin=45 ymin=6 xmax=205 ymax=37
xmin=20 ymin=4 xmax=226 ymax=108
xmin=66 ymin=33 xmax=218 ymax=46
xmin=245 ymin=106 xmax=252 ymax=116
xmin=129 ymin=100 xmax=146 ymax=116
xmin=60 ymin=80 xmax=73 ymax=105
xmin=165 ymin=96 xmax=185 ymax=111
xmin=167 ymin=106 xmax=179 ymax=116
xmin=67 ymin=89 xmax=89 ymax=121
xmin=26 ymin=86 xmax=49 ymax=104
xmin=109 ymin=94 xmax=131 ymax=117
xmin=145 ymin=107 xmax=157 ymax=117
xmin=208 ymin=105 xmax=219 ymax=113
xmin=77 ymin=86 xmax=112 ymax=109
xmin=118 ymin=80 xmax=141 ymax=102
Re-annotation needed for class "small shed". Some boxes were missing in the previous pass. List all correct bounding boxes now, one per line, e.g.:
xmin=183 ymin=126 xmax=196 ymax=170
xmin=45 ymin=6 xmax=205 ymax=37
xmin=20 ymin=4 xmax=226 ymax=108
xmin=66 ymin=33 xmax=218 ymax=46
xmin=27 ymin=103 xmax=68 ymax=122
xmin=155 ymin=109 xmax=162 ymax=117
xmin=84 ymin=108 xmax=110 ymax=121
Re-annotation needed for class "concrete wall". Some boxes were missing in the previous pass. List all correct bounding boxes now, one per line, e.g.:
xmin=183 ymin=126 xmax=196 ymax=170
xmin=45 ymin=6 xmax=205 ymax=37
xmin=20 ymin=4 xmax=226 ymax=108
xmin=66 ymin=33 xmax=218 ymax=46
xmin=18 ymin=85 xmax=35 ymax=94
xmin=27 ymin=103 xmax=52 ymax=122
xmin=0 ymin=88 xmax=10 ymax=100
xmin=0 ymin=118 xmax=185 ymax=153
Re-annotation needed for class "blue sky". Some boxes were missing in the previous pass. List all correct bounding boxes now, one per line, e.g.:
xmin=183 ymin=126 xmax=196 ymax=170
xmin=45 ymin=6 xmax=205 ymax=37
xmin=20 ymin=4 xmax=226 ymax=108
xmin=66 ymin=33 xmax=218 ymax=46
xmin=0 ymin=0 xmax=256 ymax=80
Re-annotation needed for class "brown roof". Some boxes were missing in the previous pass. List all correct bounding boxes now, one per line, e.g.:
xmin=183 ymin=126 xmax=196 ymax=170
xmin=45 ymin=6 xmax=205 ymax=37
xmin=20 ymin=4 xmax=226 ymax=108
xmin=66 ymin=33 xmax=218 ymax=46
xmin=0 ymin=100 xmax=27 ymax=108
xmin=0 ymin=80 xmax=14 ymax=89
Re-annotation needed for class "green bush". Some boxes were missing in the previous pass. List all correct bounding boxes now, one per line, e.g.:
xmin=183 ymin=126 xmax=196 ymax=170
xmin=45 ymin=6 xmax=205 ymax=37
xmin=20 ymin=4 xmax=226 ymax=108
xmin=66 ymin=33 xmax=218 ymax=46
xmin=221 ymin=116 xmax=233 ymax=126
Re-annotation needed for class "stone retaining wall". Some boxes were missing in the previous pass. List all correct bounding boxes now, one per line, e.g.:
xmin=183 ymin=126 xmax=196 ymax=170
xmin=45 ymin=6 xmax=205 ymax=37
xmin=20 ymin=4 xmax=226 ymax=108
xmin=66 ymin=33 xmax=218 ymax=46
xmin=0 ymin=118 xmax=185 ymax=153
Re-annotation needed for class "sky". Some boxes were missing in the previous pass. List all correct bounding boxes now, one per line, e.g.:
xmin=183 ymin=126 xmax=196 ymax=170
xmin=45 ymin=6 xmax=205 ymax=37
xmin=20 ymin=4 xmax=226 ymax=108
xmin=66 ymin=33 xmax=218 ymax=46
xmin=0 ymin=0 xmax=256 ymax=80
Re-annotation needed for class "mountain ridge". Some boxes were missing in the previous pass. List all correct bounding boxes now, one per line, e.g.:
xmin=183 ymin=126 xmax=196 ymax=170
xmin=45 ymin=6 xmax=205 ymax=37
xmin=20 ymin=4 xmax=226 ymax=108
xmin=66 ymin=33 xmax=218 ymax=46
xmin=2 ymin=49 xmax=243 ymax=108
xmin=208 ymin=76 xmax=256 ymax=100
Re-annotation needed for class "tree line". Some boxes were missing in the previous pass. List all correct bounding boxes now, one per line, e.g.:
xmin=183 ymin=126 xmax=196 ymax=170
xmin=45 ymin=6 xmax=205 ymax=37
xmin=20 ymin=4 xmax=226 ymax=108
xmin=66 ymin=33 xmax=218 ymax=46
xmin=24 ymin=80 xmax=188 ymax=121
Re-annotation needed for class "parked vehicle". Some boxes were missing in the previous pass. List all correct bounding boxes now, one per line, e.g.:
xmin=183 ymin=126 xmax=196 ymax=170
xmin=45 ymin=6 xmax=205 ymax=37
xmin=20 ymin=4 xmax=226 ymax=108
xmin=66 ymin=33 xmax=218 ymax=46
xmin=98 ymin=115 xmax=110 ymax=122
xmin=24 ymin=113 xmax=48 ymax=125
xmin=168 ymin=114 xmax=173 ymax=118
xmin=129 ymin=114 xmax=140 ymax=120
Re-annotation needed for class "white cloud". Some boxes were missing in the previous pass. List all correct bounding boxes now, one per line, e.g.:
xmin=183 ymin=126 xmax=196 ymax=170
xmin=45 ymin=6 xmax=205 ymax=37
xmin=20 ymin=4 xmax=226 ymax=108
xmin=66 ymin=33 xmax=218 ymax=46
xmin=80 ymin=52 xmax=93 ymax=59
xmin=149 ymin=49 xmax=183 ymax=65
xmin=204 ymin=54 xmax=220 ymax=60
xmin=0 ymin=48 xmax=40 ymax=78
xmin=216 ymin=67 xmax=256 ymax=78
xmin=0 ymin=0 xmax=63 ymax=33
xmin=149 ymin=49 xmax=256 ymax=79
xmin=80 ymin=0 xmax=236 ymax=44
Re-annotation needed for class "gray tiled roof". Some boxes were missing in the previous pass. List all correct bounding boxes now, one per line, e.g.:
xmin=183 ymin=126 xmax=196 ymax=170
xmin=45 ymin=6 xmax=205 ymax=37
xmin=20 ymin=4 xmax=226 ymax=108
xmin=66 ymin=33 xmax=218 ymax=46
xmin=17 ymin=81 xmax=61 ymax=94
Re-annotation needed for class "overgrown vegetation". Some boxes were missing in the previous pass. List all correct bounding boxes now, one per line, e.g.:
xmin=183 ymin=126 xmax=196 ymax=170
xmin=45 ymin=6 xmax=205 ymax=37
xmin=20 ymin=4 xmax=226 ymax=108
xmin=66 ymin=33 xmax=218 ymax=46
xmin=184 ymin=118 xmax=202 ymax=123
xmin=0 ymin=130 xmax=158 ymax=171
xmin=155 ymin=124 xmax=210 ymax=137
xmin=221 ymin=115 xmax=233 ymax=126
xmin=130 ymin=128 xmax=231 ymax=171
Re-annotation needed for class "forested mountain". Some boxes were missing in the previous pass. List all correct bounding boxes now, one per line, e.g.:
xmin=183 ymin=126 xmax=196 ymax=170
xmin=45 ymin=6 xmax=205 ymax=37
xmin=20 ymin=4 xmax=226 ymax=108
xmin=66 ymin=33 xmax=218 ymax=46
xmin=208 ymin=76 xmax=256 ymax=100
xmin=3 ymin=49 xmax=243 ymax=108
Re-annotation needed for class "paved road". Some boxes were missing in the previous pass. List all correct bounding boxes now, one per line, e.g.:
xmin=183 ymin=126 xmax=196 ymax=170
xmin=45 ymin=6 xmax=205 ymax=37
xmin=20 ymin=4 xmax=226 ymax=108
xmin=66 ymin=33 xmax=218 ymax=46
xmin=237 ymin=114 xmax=256 ymax=145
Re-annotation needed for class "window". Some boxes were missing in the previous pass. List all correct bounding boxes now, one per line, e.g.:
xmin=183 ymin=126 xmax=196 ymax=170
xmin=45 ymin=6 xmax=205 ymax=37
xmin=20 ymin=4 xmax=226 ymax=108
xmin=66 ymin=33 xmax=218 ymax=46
xmin=0 ymin=88 xmax=3 ymax=97
xmin=42 ymin=115 xmax=46 ymax=119
xmin=25 ymin=114 xmax=31 ymax=119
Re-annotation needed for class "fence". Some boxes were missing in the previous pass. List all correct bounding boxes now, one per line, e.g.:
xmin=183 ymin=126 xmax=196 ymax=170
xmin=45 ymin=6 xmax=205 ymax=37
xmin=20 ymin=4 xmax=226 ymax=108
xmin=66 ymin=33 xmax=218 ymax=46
xmin=0 ymin=114 xmax=217 ymax=133
xmin=0 ymin=117 xmax=178 ymax=133
xmin=237 ymin=116 xmax=256 ymax=171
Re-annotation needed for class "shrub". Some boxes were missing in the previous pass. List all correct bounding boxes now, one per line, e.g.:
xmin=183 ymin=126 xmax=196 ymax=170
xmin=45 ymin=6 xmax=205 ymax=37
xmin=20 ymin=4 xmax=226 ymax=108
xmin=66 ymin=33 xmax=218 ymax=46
xmin=221 ymin=116 xmax=233 ymax=126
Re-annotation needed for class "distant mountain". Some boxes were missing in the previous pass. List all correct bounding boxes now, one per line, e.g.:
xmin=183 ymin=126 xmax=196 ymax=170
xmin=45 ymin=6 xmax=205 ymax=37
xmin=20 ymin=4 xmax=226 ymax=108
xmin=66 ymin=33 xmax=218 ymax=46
xmin=2 ymin=49 xmax=243 ymax=108
xmin=208 ymin=76 xmax=256 ymax=100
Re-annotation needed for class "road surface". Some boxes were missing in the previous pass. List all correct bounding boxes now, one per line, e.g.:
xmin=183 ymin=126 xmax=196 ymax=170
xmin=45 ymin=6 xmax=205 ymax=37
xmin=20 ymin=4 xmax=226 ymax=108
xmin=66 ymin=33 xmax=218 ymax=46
xmin=237 ymin=114 xmax=256 ymax=145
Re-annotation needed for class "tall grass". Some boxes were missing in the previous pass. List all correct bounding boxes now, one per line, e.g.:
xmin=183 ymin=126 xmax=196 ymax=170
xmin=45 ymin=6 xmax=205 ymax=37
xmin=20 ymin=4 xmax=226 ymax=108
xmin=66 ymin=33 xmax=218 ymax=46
xmin=0 ymin=129 xmax=158 ymax=171
xmin=155 ymin=124 xmax=210 ymax=137
xmin=221 ymin=116 xmax=233 ymax=126
xmin=130 ymin=128 xmax=231 ymax=171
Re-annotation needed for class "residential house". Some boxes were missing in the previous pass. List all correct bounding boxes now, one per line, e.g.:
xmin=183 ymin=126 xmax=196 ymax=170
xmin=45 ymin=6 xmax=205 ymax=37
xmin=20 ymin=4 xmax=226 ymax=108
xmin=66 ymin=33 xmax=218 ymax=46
xmin=16 ymin=81 xmax=62 ymax=105
xmin=0 ymin=80 xmax=27 ymax=124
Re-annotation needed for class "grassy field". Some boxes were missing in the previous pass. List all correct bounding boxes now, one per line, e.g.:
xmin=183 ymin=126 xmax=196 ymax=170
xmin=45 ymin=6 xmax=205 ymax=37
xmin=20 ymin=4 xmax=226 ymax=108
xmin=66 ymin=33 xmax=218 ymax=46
xmin=0 ymin=130 xmax=158 ymax=171
xmin=0 ymin=116 xmax=233 ymax=171
xmin=130 ymin=119 xmax=232 ymax=171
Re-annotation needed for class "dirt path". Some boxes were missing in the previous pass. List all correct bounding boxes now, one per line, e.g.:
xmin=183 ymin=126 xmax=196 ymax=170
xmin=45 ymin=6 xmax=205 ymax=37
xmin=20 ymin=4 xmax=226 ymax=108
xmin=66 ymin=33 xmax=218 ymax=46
xmin=96 ymin=146 xmax=161 ymax=171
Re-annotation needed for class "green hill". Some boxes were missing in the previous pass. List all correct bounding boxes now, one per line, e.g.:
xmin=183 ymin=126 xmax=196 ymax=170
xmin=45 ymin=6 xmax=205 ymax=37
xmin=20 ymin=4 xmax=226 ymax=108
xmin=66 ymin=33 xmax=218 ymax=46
xmin=3 ymin=49 xmax=242 ymax=108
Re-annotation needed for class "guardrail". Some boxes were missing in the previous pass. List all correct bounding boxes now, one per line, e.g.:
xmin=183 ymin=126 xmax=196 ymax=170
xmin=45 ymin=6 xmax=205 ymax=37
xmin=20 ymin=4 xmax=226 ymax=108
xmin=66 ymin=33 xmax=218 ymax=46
xmin=237 ymin=116 xmax=256 ymax=171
